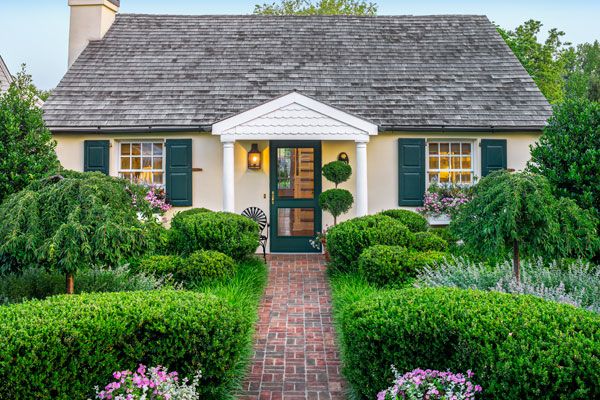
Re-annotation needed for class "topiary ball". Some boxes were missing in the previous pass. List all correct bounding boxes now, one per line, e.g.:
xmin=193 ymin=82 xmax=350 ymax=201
xmin=319 ymin=189 xmax=354 ymax=222
xmin=185 ymin=250 xmax=237 ymax=283
xmin=379 ymin=209 xmax=429 ymax=233
xmin=322 ymin=161 xmax=352 ymax=186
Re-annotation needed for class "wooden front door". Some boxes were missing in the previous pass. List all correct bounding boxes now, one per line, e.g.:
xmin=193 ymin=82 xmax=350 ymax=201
xmin=269 ymin=141 xmax=322 ymax=253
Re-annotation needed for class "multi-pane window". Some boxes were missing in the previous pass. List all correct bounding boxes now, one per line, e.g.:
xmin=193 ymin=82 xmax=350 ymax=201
xmin=427 ymin=141 xmax=474 ymax=184
xmin=119 ymin=141 xmax=164 ymax=185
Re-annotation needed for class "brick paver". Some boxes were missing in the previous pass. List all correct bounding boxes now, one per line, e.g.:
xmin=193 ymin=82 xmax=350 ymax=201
xmin=239 ymin=254 xmax=346 ymax=400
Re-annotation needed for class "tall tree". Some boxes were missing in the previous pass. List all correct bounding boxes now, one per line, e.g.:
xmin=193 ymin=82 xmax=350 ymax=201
xmin=564 ymin=41 xmax=600 ymax=102
xmin=0 ymin=65 xmax=59 ymax=203
xmin=254 ymin=0 xmax=377 ymax=15
xmin=497 ymin=20 xmax=569 ymax=104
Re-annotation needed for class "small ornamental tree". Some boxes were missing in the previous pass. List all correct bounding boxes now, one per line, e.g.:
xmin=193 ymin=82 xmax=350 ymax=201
xmin=529 ymin=98 xmax=600 ymax=215
xmin=0 ymin=171 xmax=159 ymax=293
xmin=450 ymin=171 xmax=600 ymax=281
xmin=0 ymin=66 xmax=60 ymax=203
xmin=319 ymin=161 xmax=353 ymax=225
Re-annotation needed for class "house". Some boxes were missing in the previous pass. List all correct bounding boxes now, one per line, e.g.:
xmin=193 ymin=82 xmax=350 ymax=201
xmin=0 ymin=55 xmax=14 ymax=93
xmin=44 ymin=0 xmax=552 ymax=253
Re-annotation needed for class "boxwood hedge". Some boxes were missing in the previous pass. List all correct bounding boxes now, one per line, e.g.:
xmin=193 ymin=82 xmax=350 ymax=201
xmin=0 ymin=290 xmax=250 ymax=399
xmin=379 ymin=209 xmax=429 ymax=233
xmin=337 ymin=287 xmax=600 ymax=399
xmin=326 ymin=215 xmax=413 ymax=272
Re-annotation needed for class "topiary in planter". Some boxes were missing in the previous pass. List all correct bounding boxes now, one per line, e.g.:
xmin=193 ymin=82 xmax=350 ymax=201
xmin=379 ymin=209 xmax=429 ymax=233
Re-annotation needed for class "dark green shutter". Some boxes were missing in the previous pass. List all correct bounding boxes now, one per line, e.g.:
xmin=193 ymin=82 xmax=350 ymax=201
xmin=84 ymin=140 xmax=109 ymax=174
xmin=480 ymin=139 xmax=507 ymax=177
xmin=166 ymin=139 xmax=192 ymax=207
xmin=398 ymin=138 xmax=426 ymax=206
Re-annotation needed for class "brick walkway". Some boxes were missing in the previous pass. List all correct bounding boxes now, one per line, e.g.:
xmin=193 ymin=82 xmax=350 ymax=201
xmin=239 ymin=254 xmax=346 ymax=400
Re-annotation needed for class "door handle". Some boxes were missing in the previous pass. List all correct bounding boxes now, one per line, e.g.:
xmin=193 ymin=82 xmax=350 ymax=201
xmin=271 ymin=191 xmax=275 ymax=205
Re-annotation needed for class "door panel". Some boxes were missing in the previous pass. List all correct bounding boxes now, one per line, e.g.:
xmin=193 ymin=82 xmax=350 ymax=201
xmin=270 ymin=141 xmax=321 ymax=252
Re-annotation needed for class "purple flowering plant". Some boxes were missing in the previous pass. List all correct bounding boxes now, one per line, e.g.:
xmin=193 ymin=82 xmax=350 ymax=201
xmin=145 ymin=185 xmax=172 ymax=214
xmin=417 ymin=182 xmax=472 ymax=217
xmin=92 ymin=365 xmax=201 ymax=400
xmin=378 ymin=367 xmax=482 ymax=400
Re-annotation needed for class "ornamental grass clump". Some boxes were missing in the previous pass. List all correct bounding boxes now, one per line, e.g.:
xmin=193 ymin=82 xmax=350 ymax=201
xmin=93 ymin=365 xmax=201 ymax=400
xmin=378 ymin=367 xmax=482 ymax=400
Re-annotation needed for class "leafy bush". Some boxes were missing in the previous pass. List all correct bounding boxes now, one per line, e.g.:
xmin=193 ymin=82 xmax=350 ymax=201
xmin=358 ymin=245 xmax=447 ymax=287
xmin=379 ymin=209 xmax=428 ymax=233
xmin=169 ymin=211 xmax=259 ymax=260
xmin=0 ymin=171 xmax=159 ymax=292
xmin=322 ymin=160 xmax=352 ymax=186
xmin=429 ymin=227 xmax=457 ymax=244
xmin=337 ymin=287 xmax=600 ymax=399
xmin=410 ymin=232 xmax=448 ymax=252
xmin=0 ymin=290 xmax=250 ymax=399
xmin=186 ymin=250 xmax=237 ymax=283
xmin=171 ymin=207 xmax=212 ymax=225
xmin=529 ymin=98 xmax=600 ymax=214
xmin=137 ymin=255 xmax=185 ymax=277
xmin=0 ymin=265 xmax=167 ymax=305
xmin=0 ymin=67 xmax=59 ymax=203
xmin=319 ymin=188 xmax=354 ymax=225
xmin=417 ymin=256 xmax=600 ymax=312
xmin=326 ymin=215 xmax=413 ymax=272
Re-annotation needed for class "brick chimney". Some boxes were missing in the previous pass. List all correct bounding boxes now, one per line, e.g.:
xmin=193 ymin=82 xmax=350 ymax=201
xmin=68 ymin=0 xmax=120 ymax=67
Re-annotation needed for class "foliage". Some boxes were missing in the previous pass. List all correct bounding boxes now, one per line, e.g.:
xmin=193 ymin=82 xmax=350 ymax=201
xmin=0 ymin=65 xmax=60 ymax=203
xmin=186 ymin=250 xmax=237 ymax=283
xmin=171 ymin=208 xmax=212 ymax=225
xmin=378 ymin=367 xmax=482 ymax=400
xmin=417 ymin=182 xmax=471 ymax=217
xmin=326 ymin=215 xmax=413 ymax=272
xmin=0 ymin=171 xmax=160 ymax=286
xmin=416 ymin=256 xmax=600 ymax=313
xmin=0 ymin=265 xmax=168 ymax=305
xmin=168 ymin=211 xmax=259 ymax=260
xmin=450 ymin=171 xmax=600 ymax=275
xmin=137 ymin=255 xmax=185 ymax=278
xmin=529 ymin=98 xmax=600 ymax=215
xmin=93 ymin=365 xmax=202 ymax=400
xmin=0 ymin=290 xmax=250 ymax=399
xmin=319 ymin=189 xmax=353 ymax=225
xmin=564 ymin=40 xmax=600 ymax=102
xmin=378 ymin=209 xmax=428 ymax=233
xmin=145 ymin=185 xmax=172 ymax=214
xmin=334 ymin=287 xmax=600 ymax=399
xmin=254 ymin=0 xmax=377 ymax=15
xmin=497 ymin=20 xmax=569 ymax=104
xmin=410 ymin=232 xmax=448 ymax=252
xmin=322 ymin=160 xmax=352 ymax=187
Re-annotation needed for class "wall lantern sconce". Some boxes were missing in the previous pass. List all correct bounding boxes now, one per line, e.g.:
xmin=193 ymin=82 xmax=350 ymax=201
xmin=248 ymin=143 xmax=262 ymax=170
xmin=337 ymin=152 xmax=349 ymax=163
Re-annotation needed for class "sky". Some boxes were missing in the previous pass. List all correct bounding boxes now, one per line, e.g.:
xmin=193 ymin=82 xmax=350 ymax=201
xmin=1 ymin=0 xmax=599 ymax=90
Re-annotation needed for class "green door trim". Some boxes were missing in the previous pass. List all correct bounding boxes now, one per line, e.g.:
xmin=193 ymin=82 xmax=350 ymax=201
xmin=269 ymin=140 xmax=322 ymax=253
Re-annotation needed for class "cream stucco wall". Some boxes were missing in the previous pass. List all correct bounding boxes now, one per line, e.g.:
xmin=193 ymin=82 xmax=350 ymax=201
xmin=53 ymin=131 xmax=540 ymax=250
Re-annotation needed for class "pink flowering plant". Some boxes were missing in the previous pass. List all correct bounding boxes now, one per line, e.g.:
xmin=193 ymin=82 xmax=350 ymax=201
xmin=92 ymin=365 xmax=201 ymax=400
xmin=145 ymin=185 xmax=172 ymax=214
xmin=417 ymin=182 xmax=472 ymax=217
xmin=378 ymin=367 xmax=482 ymax=400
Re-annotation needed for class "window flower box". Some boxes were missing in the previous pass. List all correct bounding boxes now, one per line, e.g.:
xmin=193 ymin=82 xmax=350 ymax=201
xmin=427 ymin=213 xmax=451 ymax=226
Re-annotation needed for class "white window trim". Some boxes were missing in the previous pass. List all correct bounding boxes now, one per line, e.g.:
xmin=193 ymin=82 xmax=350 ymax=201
xmin=425 ymin=139 xmax=476 ymax=186
xmin=117 ymin=139 xmax=166 ymax=186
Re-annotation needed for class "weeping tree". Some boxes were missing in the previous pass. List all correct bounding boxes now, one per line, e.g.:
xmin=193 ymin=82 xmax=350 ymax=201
xmin=450 ymin=171 xmax=599 ymax=281
xmin=0 ymin=171 xmax=160 ymax=293
xmin=319 ymin=161 xmax=354 ymax=226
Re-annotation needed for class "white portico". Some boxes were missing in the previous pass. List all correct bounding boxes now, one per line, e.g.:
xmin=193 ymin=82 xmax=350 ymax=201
xmin=212 ymin=92 xmax=378 ymax=218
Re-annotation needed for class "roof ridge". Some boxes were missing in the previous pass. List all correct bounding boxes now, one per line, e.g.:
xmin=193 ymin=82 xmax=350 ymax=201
xmin=116 ymin=13 xmax=489 ymax=18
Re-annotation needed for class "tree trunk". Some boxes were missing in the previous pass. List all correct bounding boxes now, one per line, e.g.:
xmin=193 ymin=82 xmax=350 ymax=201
xmin=333 ymin=215 xmax=337 ymax=226
xmin=512 ymin=239 xmax=521 ymax=283
xmin=66 ymin=273 xmax=74 ymax=294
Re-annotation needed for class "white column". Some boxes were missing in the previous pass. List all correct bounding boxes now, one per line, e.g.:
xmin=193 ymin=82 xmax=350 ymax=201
xmin=356 ymin=140 xmax=368 ymax=217
xmin=222 ymin=141 xmax=235 ymax=213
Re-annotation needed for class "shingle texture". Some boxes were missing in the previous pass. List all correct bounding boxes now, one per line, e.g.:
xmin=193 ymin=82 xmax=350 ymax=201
xmin=43 ymin=14 xmax=552 ymax=131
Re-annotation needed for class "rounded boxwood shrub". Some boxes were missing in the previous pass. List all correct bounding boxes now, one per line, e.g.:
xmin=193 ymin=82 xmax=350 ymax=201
xmin=185 ymin=250 xmax=237 ymax=283
xmin=137 ymin=254 xmax=185 ymax=277
xmin=0 ymin=290 xmax=250 ymax=399
xmin=358 ymin=245 xmax=447 ymax=287
xmin=379 ymin=209 xmax=429 ymax=233
xmin=169 ymin=211 xmax=259 ymax=260
xmin=411 ymin=231 xmax=448 ymax=252
xmin=326 ymin=215 xmax=413 ymax=272
xmin=338 ymin=288 xmax=600 ymax=399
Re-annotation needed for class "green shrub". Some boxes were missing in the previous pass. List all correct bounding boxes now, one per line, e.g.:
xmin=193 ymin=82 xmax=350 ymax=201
xmin=411 ymin=232 xmax=448 ymax=252
xmin=0 ymin=290 xmax=250 ymax=399
xmin=169 ymin=211 xmax=259 ymax=260
xmin=171 ymin=207 xmax=212 ymax=225
xmin=429 ymin=227 xmax=457 ymax=244
xmin=379 ymin=209 xmax=429 ymax=233
xmin=322 ymin=160 xmax=352 ymax=186
xmin=185 ymin=250 xmax=237 ymax=283
xmin=326 ymin=215 xmax=413 ymax=272
xmin=319 ymin=188 xmax=354 ymax=225
xmin=357 ymin=245 xmax=447 ymax=287
xmin=137 ymin=255 xmax=185 ymax=277
xmin=0 ymin=266 xmax=167 ymax=305
xmin=337 ymin=288 xmax=600 ymax=399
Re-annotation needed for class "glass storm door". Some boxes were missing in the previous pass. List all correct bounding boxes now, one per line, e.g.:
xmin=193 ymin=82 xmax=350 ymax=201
xmin=269 ymin=141 xmax=322 ymax=253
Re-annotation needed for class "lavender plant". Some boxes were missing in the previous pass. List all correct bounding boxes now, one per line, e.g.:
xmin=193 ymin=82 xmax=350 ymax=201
xmin=416 ymin=257 xmax=600 ymax=312
xmin=377 ymin=367 xmax=482 ymax=400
